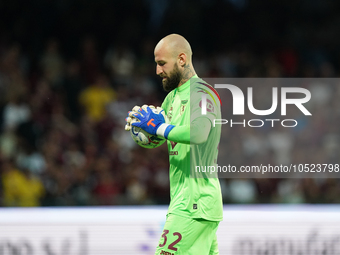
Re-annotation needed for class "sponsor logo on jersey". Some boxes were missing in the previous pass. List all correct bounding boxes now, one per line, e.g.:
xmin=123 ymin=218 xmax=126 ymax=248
xmin=160 ymin=250 xmax=174 ymax=255
xmin=170 ymin=142 xmax=178 ymax=155
xmin=199 ymin=99 xmax=214 ymax=113
xmin=170 ymin=141 xmax=177 ymax=149
xmin=180 ymin=105 xmax=186 ymax=115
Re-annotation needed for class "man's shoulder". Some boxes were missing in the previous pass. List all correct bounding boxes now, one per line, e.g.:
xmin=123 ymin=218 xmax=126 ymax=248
xmin=190 ymin=78 xmax=222 ymax=107
xmin=191 ymin=78 xmax=216 ymax=93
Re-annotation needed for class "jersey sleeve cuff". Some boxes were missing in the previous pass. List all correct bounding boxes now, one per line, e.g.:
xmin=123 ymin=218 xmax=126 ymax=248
xmin=156 ymin=123 xmax=175 ymax=139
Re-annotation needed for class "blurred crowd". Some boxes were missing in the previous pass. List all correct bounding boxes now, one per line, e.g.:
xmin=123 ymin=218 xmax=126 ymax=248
xmin=1 ymin=0 xmax=340 ymax=206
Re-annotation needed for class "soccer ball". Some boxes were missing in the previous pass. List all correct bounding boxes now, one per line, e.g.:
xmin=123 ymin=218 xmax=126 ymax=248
xmin=130 ymin=106 xmax=167 ymax=149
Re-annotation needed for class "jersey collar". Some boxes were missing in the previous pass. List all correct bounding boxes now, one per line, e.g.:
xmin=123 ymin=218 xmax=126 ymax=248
xmin=177 ymin=74 xmax=198 ymax=92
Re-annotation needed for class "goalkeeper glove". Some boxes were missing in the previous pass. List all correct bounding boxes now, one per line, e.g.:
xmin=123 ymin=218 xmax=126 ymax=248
xmin=131 ymin=106 xmax=175 ymax=138
xmin=125 ymin=106 xmax=140 ymax=131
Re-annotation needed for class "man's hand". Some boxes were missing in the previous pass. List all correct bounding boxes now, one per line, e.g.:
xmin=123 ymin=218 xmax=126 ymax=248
xmin=131 ymin=106 xmax=166 ymax=135
xmin=125 ymin=106 xmax=140 ymax=131
xmin=126 ymin=105 xmax=175 ymax=139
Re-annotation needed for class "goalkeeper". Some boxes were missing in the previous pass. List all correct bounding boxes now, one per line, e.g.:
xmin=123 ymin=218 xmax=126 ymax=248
xmin=126 ymin=34 xmax=223 ymax=255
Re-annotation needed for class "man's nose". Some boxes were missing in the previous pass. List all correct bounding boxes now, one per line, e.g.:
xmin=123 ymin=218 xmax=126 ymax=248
xmin=156 ymin=65 xmax=163 ymax=75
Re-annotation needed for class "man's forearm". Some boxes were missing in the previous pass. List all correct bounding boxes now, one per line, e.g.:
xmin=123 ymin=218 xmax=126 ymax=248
xmin=166 ymin=117 xmax=211 ymax=145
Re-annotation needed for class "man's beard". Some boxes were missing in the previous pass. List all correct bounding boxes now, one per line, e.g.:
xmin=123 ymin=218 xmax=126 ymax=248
xmin=162 ymin=63 xmax=182 ymax=92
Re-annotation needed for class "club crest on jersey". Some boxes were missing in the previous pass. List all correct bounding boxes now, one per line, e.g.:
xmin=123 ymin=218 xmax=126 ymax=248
xmin=167 ymin=106 xmax=173 ymax=122
xmin=180 ymin=100 xmax=188 ymax=116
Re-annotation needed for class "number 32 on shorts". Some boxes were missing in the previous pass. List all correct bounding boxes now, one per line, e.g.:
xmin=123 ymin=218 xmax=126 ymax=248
xmin=159 ymin=229 xmax=182 ymax=253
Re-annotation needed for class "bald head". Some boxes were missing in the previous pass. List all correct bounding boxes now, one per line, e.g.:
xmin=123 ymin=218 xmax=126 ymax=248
xmin=155 ymin=34 xmax=193 ymax=62
xmin=154 ymin=34 xmax=196 ymax=92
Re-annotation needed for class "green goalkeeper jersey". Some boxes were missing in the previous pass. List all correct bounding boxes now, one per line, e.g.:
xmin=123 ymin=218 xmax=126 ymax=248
xmin=161 ymin=76 xmax=223 ymax=222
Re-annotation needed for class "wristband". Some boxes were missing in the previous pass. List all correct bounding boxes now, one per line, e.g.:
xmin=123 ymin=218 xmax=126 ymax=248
xmin=156 ymin=123 xmax=175 ymax=139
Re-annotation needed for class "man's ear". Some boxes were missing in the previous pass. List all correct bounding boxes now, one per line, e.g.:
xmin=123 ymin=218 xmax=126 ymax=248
xmin=178 ymin=53 xmax=187 ymax=67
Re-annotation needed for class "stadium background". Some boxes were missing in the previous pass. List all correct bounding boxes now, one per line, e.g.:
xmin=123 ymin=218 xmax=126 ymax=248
xmin=1 ymin=0 xmax=340 ymax=207
xmin=0 ymin=0 xmax=340 ymax=254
